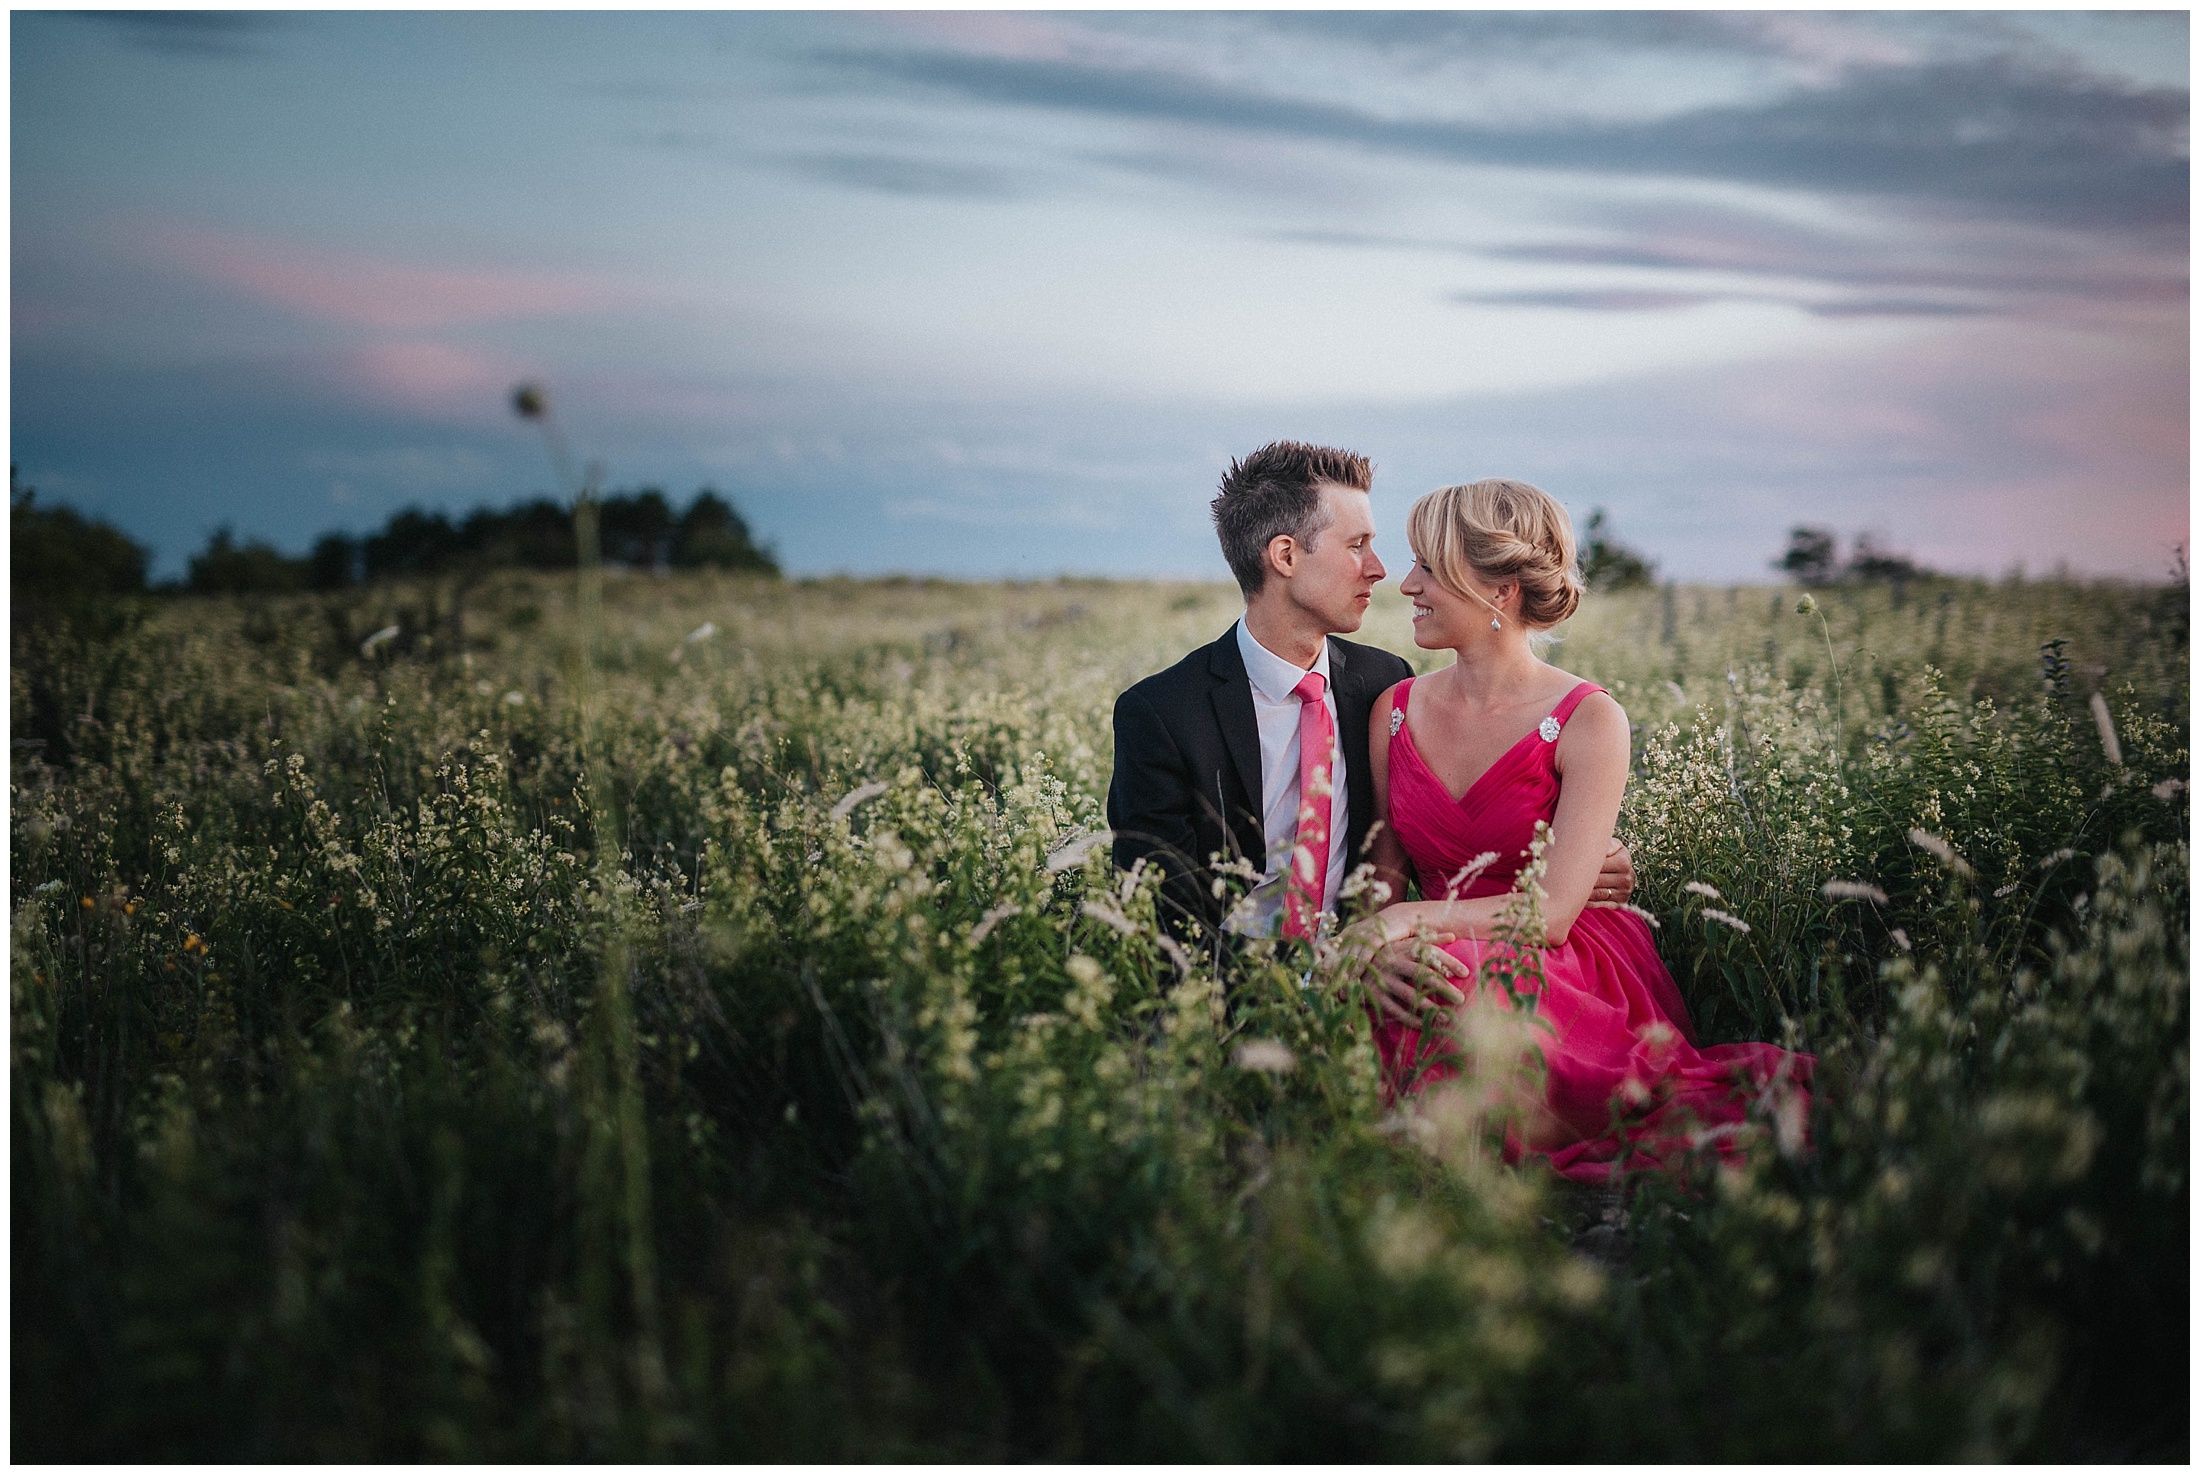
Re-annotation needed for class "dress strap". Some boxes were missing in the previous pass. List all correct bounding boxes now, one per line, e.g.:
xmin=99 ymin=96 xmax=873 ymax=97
xmin=1547 ymin=680 xmax=1606 ymax=729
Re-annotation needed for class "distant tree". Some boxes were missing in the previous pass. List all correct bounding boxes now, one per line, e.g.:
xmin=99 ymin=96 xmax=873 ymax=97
xmin=1777 ymin=526 xmax=1840 ymax=586
xmin=1580 ymin=508 xmax=1657 ymax=591
xmin=1846 ymin=533 xmax=1925 ymax=583
xmin=364 ymin=508 xmax=459 ymax=579
xmin=308 ymin=533 xmax=361 ymax=591
xmin=187 ymin=527 xmax=309 ymax=594
xmin=11 ymin=472 xmax=149 ymax=629
xmin=674 ymin=489 xmax=779 ymax=575
xmin=236 ymin=485 xmax=776 ymax=593
xmin=509 ymin=498 xmax=581 ymax=568
xmin=600 ymin=489 xmax=676 ymax=570
xmin=457 ymin=498 xmax=574 ymax=569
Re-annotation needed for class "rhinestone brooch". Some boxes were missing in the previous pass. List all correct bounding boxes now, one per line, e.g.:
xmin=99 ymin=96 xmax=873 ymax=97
xmin=1538 ymin=716 xmax=1562 ymax=743
xmin=1390 ymin=707 xmax=1406 ymax=736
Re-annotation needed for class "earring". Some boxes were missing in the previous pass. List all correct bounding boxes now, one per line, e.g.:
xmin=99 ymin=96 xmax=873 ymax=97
xmin=1490 ymin=615 xmax=1501 ymax=631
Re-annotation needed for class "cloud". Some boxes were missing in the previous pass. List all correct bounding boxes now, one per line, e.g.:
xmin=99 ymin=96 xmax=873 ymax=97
xmin=826 ymin=47 xmax=2186 ymax=228
xmin=1273 ymin=198 xmax=2182 ymax=321
xmin=77 ymin=10 xmax=278 ymax=59
xmin=337 ymin=341 xmax=514 ymax=416
xmin=1446 ymin=288 xmax=1992 ymax=318
xmin=144 ymin=221 xmax=625 ymax=330
xmin=1803 ymin=299 xmax=1992 ymax=319
xmin=776 ymin=152 xmax=1018 ymax=198
xmin=1450 ymin=289 xmax=1725 ymax=313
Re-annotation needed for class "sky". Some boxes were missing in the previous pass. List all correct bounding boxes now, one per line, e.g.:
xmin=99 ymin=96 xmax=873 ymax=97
xmin=11 ymin=8 xmax=2190 ymax=583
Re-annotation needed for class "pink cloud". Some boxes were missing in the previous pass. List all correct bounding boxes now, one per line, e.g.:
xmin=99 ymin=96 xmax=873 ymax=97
xmin=1694 ymin=316 xmax=2186 ymax=575
xmin=878 ymin=12 xmax=1085 ymax=61
xmin=343 ymin=340 xmax=510 ymax=405
xmin=145 ymin=221 xmax=622 ymax=330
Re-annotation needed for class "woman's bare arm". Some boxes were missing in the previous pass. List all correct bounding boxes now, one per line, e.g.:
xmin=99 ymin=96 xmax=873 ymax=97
xmin=1538 ymin=691 xmax=1631 ymax=945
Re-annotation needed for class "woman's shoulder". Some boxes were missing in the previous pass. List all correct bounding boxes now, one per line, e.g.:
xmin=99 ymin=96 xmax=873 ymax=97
xmin=1539 ymin=667 xmax=1623 ymax=722
xmin=1368 ymin=674 xmax=1413 ymax=740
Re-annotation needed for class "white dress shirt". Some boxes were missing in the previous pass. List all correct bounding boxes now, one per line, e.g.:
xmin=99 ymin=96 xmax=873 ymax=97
xmin=1232 ymin=618 xmax=1351 ymax=936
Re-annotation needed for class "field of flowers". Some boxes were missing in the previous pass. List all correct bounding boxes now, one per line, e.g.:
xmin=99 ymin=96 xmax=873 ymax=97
xmin=12 ymin=565 xmax=2188 ymax=1459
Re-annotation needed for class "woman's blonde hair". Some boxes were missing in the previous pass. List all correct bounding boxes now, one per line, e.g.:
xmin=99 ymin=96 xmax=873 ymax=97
xmin=1407 ymin=478 xmax=1584 ymax=629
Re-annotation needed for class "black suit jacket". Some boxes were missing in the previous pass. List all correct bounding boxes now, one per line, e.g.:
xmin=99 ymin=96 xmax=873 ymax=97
xmin=1107 ymin=625 xmax=1415 ymax=938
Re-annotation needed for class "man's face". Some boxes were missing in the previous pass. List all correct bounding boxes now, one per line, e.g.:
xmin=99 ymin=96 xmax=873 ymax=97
xmin=1281 ymin=481 xmax=1385 ymax=633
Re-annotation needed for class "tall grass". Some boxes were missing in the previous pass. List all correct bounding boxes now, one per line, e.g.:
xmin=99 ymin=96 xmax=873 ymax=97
xmin=12 ymin=570 xmax=2187 ymax=1458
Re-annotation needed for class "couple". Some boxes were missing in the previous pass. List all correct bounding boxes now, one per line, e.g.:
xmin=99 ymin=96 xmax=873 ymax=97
xmin=1107 ymin=441 xmax=1811 ymax=1181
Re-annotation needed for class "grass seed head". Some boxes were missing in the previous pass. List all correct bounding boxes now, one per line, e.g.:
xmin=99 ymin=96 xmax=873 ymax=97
xmin=1231 ymin=1038 xmax=1296 ymax=1074
xmin=1908 ymin=828 xmax=1975 ymax=878
xmin=2089 ymin=691 xmax=2123 ymax=767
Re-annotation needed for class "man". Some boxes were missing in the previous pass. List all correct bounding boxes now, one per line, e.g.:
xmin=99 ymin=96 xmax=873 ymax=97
xmin=1107 ymin=440 xmax=1632 ymax=984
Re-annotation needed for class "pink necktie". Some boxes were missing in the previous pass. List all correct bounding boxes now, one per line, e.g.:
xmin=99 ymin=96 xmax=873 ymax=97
xmin=1282 ymin=670 xmax=1335 ymax=941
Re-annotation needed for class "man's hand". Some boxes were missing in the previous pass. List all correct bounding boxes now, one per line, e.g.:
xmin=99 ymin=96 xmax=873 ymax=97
xmin=1339 ymin=911 xmax=1472 ymax=1030
xmin=1589 ymin=838 xmax=1635 ymax=907
xmin=1372 ymin=933 xmax=1470 ymax=1029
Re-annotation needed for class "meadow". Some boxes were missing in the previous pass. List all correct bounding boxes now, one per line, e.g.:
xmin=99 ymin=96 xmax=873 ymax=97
xmin=12 ymin=564 xmax=2188 ymax=1459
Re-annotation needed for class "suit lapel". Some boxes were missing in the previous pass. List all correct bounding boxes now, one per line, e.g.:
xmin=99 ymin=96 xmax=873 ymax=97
xmin=1206 ymin=630 xmax=1264 ymax=855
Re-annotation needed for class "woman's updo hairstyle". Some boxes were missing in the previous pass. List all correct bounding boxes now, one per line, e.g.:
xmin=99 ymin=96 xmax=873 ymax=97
xmin=1407 ymin=478 xmax=1585 ymax=629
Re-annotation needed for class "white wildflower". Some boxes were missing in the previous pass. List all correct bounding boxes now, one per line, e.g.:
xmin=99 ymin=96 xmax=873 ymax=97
xmin=1889 ymin=928 xmax=1912 ymax=952
xmin=684 ymin=621 xmax=719 ymax=645
xmin=1683 ymin=880 xmax=1724 ymax=901
xmin=1081 ymin=899 xmax=1139 ymax=938
xmin=1232 ymin=1039 xmax=1296 ymax=1074
xmin=1699 ymin=908 xmax=1752 ymax=935
xmin=2153 ymin=777 xmax=2185 ymax=800
xmin=830 ymin=780 xmax=889 ymax=822
xmin=2036 ymin=847 xmax=2076 ymax=871
xmin=1820 ymin=880 xmax=1889 ymax=905
xmin=359 ymin=625 xmax=400 ymax=657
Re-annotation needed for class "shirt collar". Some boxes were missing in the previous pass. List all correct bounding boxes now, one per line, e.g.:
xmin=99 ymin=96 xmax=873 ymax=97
xmin=1235 ymin=617 xmax=1331 ymax=703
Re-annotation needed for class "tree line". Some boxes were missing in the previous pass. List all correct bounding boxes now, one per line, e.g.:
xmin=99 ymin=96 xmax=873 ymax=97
xmin=189 ymin=487 xmax=778 ymax=593
xmin=12 ymin=475 xmax=778 ymax=625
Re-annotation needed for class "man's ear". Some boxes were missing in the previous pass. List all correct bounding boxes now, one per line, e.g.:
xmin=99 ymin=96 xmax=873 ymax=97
xmin=1264 ymin=534 xmax=1298 ymax=583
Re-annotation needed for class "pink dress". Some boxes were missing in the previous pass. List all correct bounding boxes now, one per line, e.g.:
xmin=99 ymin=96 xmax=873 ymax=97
xmin=1376 ymin=678 xmax=1813 ymax=1181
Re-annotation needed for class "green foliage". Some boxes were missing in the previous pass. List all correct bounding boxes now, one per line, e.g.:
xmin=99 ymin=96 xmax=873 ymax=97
xmin=10 ymin=475 xmax=151 ymax=633
xmin=11 ymin=572 xmax=2187 ymax=1458
xmin=188 ymin=526 xmax=311 ymax=595
xmin=1779 ymin=525 xmax=1841 ymax=585
xmin=1580 ymin=508 xmax=1656 ymax=591
xmin=172 ymin=488 xmax=779 ymax=602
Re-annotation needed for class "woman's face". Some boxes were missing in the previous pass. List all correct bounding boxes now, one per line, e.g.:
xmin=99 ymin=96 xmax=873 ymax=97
xmin=1400 ymin=552 xmax=1483 ymax=650
xmin=1401 ymin=551 xmax=1521 ymax=651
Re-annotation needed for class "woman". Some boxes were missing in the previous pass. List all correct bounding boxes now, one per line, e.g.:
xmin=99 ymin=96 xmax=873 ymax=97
xmin=1349 ymin=478 xmax=1811 ymax=1181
